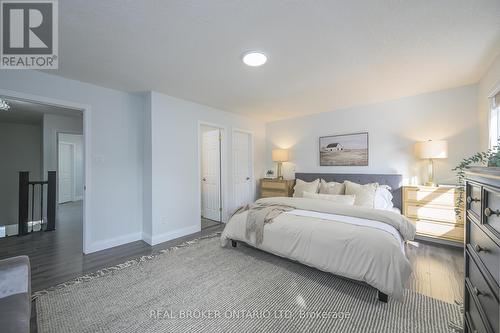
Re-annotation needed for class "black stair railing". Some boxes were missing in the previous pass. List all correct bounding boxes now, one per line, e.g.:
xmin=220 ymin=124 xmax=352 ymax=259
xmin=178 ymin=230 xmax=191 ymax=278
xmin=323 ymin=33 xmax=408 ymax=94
xmin=18 ymin=171 xmax=56 ymax=236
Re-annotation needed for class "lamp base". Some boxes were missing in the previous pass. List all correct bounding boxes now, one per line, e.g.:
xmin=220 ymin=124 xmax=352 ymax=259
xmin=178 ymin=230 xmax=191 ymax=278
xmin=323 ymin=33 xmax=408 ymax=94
xmin=276 ymin=162 xmax=283 ymax=180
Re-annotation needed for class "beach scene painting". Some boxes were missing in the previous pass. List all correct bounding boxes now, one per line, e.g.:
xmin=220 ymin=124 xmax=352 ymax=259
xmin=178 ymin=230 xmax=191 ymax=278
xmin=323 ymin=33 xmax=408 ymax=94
xmin=319 ymin=132 xmax=368 ymax=166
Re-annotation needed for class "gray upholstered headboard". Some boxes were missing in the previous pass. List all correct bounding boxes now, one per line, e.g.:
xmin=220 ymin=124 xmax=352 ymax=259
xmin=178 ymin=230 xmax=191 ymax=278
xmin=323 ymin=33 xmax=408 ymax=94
xmin=295 ymin=173 xmax=403 ymax=210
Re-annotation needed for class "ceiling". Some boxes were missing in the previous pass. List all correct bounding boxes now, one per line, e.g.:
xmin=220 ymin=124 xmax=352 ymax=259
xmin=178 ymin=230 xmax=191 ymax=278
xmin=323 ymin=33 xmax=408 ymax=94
xmin=50 ymin=0 xmax=500 ymax=121
xmin=0 ymin=98 xmax=82 ymax=124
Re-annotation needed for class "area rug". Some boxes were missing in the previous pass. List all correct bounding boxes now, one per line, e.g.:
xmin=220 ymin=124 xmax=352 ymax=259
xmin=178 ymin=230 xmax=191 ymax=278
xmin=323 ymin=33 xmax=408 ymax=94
xmin=35 ymin=233 xmax=462 ymax=333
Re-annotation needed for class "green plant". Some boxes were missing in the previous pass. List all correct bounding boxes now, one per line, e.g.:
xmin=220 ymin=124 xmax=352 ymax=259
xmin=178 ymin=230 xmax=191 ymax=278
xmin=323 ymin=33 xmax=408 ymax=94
xmin=452 ymin=139 xmax=500 ymax=218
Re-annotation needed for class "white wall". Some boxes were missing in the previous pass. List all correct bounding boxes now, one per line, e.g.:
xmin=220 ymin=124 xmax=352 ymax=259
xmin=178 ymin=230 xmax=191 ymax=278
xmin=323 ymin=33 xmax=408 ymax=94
xmin=0 ymin=122 xmax=42 ymax=226
xmin=58 ymin=133 xmax=84 ymax=201
xmin=478 ymin=53 xmax=500 ymax=150
xmin=0 ymin=70 xmax=145 ymax=253
xmin=266 ymin=85 xmax=480 ymax=186
xmin=143 ymin=92 xmax=266 ymax=245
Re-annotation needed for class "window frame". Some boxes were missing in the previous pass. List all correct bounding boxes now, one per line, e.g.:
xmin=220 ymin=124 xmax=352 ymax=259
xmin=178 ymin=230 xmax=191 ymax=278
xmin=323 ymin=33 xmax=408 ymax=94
xmin=489 ymin=85 xmax=500 ymax=149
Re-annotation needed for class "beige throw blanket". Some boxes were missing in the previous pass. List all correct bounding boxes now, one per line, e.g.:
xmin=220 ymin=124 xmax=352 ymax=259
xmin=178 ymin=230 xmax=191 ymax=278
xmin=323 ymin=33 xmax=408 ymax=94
xmin=232 ymin=202 xmax=295 ymax=245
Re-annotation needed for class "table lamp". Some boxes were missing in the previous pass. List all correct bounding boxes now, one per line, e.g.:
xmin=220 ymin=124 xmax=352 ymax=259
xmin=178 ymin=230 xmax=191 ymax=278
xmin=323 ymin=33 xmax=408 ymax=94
xmin=272 ymin=149 xmax=289 ymax=180
xmin=415 ymin=140 xmax=448 ymax=187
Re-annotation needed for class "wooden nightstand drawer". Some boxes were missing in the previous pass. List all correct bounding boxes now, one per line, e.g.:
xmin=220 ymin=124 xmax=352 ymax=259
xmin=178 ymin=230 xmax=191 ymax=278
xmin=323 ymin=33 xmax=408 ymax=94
xmin=261 ymin=190 xmax=284 ymax=198
xmin=261 ymin=181 xmax=287 ymax=190
xmin=406 ymin=204 xmax=458 ymax=224
xmin=413 ymin=219 xmax=464 ymax=242
xmin=405 ymin=186 xmax=457 ymax=206
xmin=260 ymin=179 xmax=294 ymax=198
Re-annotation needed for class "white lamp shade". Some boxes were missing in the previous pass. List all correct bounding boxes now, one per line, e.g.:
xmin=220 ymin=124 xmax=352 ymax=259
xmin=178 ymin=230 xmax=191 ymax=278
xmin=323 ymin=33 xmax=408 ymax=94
xmin=415 ymin=140 xmax=448 ymax=159
xmin=272 ymin=149 xmax=289 ymax=162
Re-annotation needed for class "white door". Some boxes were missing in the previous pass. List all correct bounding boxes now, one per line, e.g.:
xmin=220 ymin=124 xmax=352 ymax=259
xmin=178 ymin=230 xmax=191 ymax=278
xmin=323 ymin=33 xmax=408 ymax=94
xmin=233 ymin=131 xmax=253 ymax=209
xmin=58 ymin=142 xmax=75 ymax=204
xmin=201 ymin=129 xmax=221 ymax=221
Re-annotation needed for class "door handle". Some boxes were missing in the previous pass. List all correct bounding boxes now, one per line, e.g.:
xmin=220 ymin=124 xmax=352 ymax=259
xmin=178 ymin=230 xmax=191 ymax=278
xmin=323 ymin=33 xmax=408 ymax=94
xmin=246 ymin=177 xmax=250 ymax=180
xmin=202 ymin=178 xmax=206 ymax=181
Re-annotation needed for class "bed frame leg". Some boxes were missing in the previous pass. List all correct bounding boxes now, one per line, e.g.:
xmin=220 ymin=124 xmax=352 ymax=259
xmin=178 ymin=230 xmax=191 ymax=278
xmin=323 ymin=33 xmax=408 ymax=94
xmin=377 ymin=291 xmax=388 ymax=303
xmin=231 ymin=240 xmax=237 ymax=248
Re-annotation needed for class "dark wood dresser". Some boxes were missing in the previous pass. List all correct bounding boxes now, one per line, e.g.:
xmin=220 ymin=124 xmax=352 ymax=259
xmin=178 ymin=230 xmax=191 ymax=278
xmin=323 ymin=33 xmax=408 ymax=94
xmin=464 ymin=167 xmax=500 ymax=333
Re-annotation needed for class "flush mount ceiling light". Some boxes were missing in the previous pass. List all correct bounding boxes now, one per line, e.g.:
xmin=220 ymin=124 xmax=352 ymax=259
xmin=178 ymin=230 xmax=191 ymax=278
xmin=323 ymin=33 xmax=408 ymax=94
xmin=0 ymin=98 xmax=11 ymax=111
xmin=242 ymin=51 xmax=267 ymax=67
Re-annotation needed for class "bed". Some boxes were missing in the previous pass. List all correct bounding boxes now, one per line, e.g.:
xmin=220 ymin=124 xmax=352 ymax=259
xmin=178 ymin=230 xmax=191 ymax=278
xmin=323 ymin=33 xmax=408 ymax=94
xmin=220 ymin=173 xmax=416 ymax=302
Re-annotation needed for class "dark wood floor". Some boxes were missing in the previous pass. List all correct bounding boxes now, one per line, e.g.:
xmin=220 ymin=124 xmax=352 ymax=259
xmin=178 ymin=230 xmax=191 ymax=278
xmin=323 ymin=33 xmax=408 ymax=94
xmin=406 ymin=240 xmax=463 ymax=304
xmin=0 ymin=202 xmax=224 ymax=292
xmin=201 ymin=217 xmax=222 ymax=229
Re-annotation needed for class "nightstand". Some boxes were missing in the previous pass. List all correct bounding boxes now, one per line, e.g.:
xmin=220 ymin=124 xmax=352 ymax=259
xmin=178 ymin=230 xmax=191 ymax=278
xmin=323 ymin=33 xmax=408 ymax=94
xmin=403 ymin=185 xmax=464 ymax=245
xmin=260 ymin=179 xmax=295 ymax=198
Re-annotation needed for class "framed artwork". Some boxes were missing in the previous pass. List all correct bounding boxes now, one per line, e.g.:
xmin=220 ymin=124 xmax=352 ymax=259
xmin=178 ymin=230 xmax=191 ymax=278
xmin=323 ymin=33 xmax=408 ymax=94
xmin=319 ymin=132 xmax=368 ymax=166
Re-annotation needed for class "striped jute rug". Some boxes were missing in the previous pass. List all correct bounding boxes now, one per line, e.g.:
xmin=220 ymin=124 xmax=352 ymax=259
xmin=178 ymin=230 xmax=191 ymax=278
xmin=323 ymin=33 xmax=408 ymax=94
xmin=35 ymin=234 xmax=462 ymax=333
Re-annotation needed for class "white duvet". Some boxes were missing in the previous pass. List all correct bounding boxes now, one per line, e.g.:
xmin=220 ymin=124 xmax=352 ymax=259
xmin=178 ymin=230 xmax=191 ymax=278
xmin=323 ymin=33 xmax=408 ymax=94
xmin=221 ymin=197 xmax=415 ymax=299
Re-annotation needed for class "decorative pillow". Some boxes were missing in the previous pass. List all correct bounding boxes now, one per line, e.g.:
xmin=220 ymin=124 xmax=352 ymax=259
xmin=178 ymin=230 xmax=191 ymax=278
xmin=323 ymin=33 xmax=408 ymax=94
xmin=319 ymin=179 xmax=345 ymax=195
xmin=293 ymin=179 xmax=320 ymax=198
xmin=374 ymin=185 xmax=394 ymax=211
xmin=303 ymin=192 xmax=356 ymax=205
xmin=344 ymin=181 xmax=378 ymax=208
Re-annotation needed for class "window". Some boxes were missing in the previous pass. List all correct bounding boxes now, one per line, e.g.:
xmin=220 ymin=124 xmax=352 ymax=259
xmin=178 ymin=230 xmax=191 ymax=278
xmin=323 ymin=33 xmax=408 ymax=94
xmin=490 ymin=90 xmax=500 ymax=148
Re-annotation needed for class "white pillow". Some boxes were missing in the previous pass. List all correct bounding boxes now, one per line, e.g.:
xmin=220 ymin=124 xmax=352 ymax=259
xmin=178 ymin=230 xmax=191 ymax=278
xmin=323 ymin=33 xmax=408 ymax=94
xmin=293 ymin=179 xmax=320 ymax=198
xmin=374 ymin=185 xmax=394 ymax=211
xmin=303 ymin=192 xmax=356 ymax=205
xmin=344 ymin=181 xmax=378 ymax=208
xmin=319 ymin=179 xmax=345 ymax=195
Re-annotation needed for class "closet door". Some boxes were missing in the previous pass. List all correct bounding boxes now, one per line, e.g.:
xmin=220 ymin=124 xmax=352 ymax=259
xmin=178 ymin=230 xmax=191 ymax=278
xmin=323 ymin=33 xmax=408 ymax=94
xmin=201 ymin=129 xmax=221 ymax=221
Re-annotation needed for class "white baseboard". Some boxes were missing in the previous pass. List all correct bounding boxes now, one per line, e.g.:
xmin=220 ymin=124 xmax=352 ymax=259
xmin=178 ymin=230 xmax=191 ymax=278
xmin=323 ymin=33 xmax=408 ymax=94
xmin=143 ymin=224 xmax=201 ymax=246
xmin=85 ymin=232 xmax=142 ymax=254
xmin=142 ymin=232 xmax=153 ymax=245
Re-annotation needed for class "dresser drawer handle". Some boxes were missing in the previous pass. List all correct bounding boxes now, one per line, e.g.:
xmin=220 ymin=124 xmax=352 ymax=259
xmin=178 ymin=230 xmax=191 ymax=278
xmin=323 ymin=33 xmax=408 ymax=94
xmin=474 ymin=244 xmax=488 ymax=253
xmin=467 ymin=196 xmax=480 ymax=204
xmin=473 ymin=286 xmax=482 ymax=296
xmin=484 ymin=207 xmax=500 ymax=217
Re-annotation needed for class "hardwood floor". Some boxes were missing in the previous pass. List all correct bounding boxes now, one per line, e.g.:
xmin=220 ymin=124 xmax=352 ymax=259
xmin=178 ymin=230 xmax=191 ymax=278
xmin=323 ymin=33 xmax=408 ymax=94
xmin=406 ymin=240 xmax=464 ymax=304
xmin=201 ymin=217 xmax=222 ymax=230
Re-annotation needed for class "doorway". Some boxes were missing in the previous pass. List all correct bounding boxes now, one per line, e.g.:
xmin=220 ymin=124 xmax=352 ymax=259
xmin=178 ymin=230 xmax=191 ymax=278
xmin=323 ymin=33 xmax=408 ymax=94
xmin=0 ymin=90 xmax=89 ymax=253
xmin=200 ymin=124 xmax=224 ymax=229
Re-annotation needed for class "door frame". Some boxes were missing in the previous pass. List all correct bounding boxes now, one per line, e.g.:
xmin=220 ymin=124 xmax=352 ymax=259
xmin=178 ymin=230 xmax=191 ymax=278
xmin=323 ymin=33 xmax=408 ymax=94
xmin=232 ymin=128 xmax=255 ymax=206
xmin=57 ymin=132 xmax=84 ymax=203
xmin=198 ymin=121 xmax=227 ymax=223
xmin=0 ymin=88 xmax=91 ymax=253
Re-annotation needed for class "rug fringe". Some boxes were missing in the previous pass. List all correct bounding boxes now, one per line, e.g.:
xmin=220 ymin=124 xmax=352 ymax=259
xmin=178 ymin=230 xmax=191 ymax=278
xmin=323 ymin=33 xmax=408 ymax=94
xmin=31 ymin=232 xmax=221 ymax=300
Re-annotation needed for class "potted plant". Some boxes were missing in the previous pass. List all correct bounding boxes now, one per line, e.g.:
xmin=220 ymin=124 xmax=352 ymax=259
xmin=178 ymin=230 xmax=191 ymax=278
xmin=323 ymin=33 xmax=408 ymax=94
xmin=452 ymin=138 xmax=500 ymax=218
xmin=265 ymin=170 xmax=275 ymax=179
